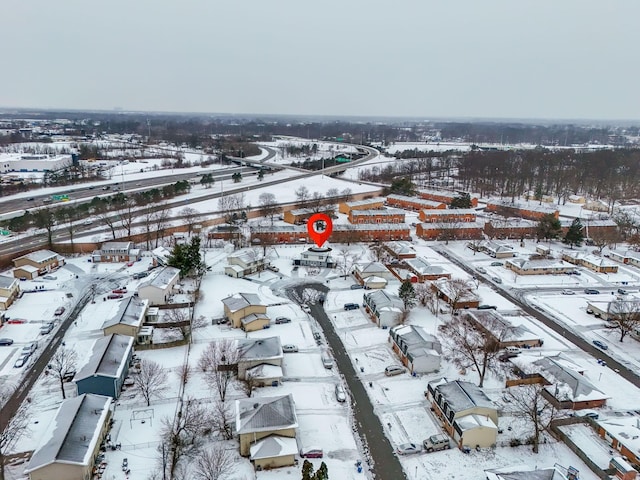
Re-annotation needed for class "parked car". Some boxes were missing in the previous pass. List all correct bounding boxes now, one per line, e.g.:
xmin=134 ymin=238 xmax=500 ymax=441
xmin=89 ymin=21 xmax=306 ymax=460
xmin=350 ymin=284 xmax=364 ymax=290
xmin=54 ymin=306 xmax=65 ymax=316
xmin=477 ymin=304 xmax=497 ymax=310
xmin=499 ymin=352 xmax=518 ymax=362
xmin=267 ymin=265 xmax=279 ymax=272
xmin=344 ymin=303 xmax=359 ymax=311
xmin=384 ymin=365 xmax=405 ymax=377
xmin=112 ymin=288 xmax=127 ymax=294
xmin=282 ymin=344 xmax=299 ymax=353
xmin=14 ymin=355 xmax=29 ymax=368
xmin=133 ymin=271 xmax=149 ymax=279
xmin=275 ymin=317 xmax=291 ymax=324
xmin=107 ymin=294 xmax=123 ymax=299
xmin=423 ymin=434 xmax=450 ymax=452
xmin=584 ymin=289 xmax=600 ymax=294
xmin=593 ymin=340 xmax=608 ymax=350
xmin=491 ymin=276 xmax=502 ymax=284
xmin=313 ymin=331 xmax=322 ymax=344
xmin=6 ymin=318 xmax=27 ymax=324
xmin=586 ymin=308 xmax=594 ymax=314
xmin=22 ymin=342 xmax=38 ymax=355
xmin=335 ymin=384 xmax=347 ymax=403
xmin=126 ymin=262 xmax=134 ymax=267
xmin=605 ymin=320 xmax=619 ymax=329
xmin=617 ymin=288 xmax=629 ymax=295
xmin=561 ymin=289 xmax=575 ymax=295
xmin=0 ymin=338 xmax=14 ymax=346
xmin=43 ymin=275 xmax=57 ymax=280
xmin=396 ymin=443 xmax=422 ymax=455
xmin=490 ymin=261 xmax=504 ymax=266
xmin=40 ymin=323 xmax=55 ymax=334
xmin=475 ymin=267 xmax=487 ymax=274
xmin=299 ymin=447 xmax=323 ymax=458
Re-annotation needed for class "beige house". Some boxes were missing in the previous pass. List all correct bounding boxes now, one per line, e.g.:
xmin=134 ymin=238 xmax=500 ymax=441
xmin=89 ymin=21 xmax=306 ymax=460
xmin=338 ymin=197 xmax=385 ymax=215
xmin=463 ymin=310 xmax=543 ymax=348
xmin=13 ymin=249 xmax=63 ymax=279
xmin=237 ymin=336 xmax=283 ymax=385
xmin=352 ymin=261 xmax=391 ymax=285
xmin=101 ymin=297 xmax=149 ymax=340
xmin=94 ymin=241 xmax=140 ymax=263
xmin=562 ymin=252 xmax=618 ymax=273
xmin=25 ymin=394 xmax=112 ymax=480
xmin=505 ymin=258 xmax=574 ymax=275
xmin=222 ymin=293 xmax=269 ymax=331
xmin=427 ymin=379 xmax=498 ymax=449
xmin=224 ymin=250 xmax=266 ymax=278
xmin=236 ymin=394 xmax=298 ymax=469
xmin=137 ymin=266 xmax=180 ymax=305
xmin=0 ymin=276 xmax=19 ymax=310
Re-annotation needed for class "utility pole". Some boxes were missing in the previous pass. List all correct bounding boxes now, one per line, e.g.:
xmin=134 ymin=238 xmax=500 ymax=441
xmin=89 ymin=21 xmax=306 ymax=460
xmin=162 ymin=443 xmax=167 ymax=480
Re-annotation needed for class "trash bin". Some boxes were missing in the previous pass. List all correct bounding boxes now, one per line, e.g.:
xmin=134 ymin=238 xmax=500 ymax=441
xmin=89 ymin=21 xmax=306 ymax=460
xmin=360 ymin=367 xmax=364 ymax=373
xmin=357 ymin=465 xmax=363 ymax=473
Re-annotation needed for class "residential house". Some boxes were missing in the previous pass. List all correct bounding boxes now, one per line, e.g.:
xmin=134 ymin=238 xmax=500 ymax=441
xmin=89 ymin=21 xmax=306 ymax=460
xmin=419 ymin=209 xmax=477 ymax=223
xmin=338 ymin=197 xmax=385 ymax=214
xmin=74 ymin=334 xmax=134 ymax=399
xmin=416 ymin=222 xmax=484 ymax=241
xmin=567 ymin=195 xmax=586 ymax=204
xmin=363 ymin=290 xmax=404 ymax=328
xmin=486 ymin=200 xmax=559 ymax=221
xmin=250 ymin=224 xmax=410 ymax=245
xmin=505 ymin=258 xmax=574 ymax=275
xmin=561 ymin=252 xmax=618 ymax=273
xmin=418 ymin=188 xmax=479 ymax=207
xmin=427 ymin=379 xmax=498 ymax=448
xmin=402 ymin=257 xmax=450 ymax=282
xmin=251 ymin=225 xmax=307 ymax=245
xmin=608 ymin=250 xmax=640 ymax=268
xmin=560 ymin=218 xmax=617 ymax=238
xmin=94 ymin=241 xmax=140 ymax=263
xmin=508 ymin=353 xmax=609 ymax=410
xmin=463 ymin=310 xmax=543 ymax=348
xmin=485 ymin=465 xmax=573 ymax=480
xmin=383 ymin=241 xmax=417 ymax=260
xmin=222 ymin=293 xmax=269 ymax=331
xmin=479 ymin=240 xmax=515 ymax=259
xmin=484 ymin=218 xmax=537 ymax=240
xmin=386 ymin=194 xmax=447 ymax=211
xmin=0 ymin=276 xmax=19 ymax=310
xmin=208 ymin=225 xmax=242 ymax=242
xmin=236 ymin=336 xmax=283 ymax=386
xmin=584 ymin=200 xmax=609 ymax=212
xmin=283 ymin=207 xmax=334 ymax=225
xmin=536 ymin=245 xmax=551 ymax=256
xmin=293 ymin=247 xmax=336 ymax=268
xmin=352 ymin=262 xmax=391 ymax=285
xmin=12 ymin=249 xmax=63 ymax=279
xmin=24 ymin=394 xmax=112 ymax=480
xmin=431 ymin=278 xmax=480 ymax=309
xmin=236 ymin=394 xmax=298 ymax=469
xmin=225 ymin=250 xmax=267 ymax=278
xmin=150 ymin=246 xmax=172 ymax=266
xmin=137 ymin=266 xmax=181 ymax=305
xmin=389 ymin=325 xmax=441 ymax=373
xmin=101 ymin=297 xmax=149 ymax=340
xmin=348 ymin=208 xmax=405 ymax=224
xmin=597 ymin=413 xmax=640 ymax=468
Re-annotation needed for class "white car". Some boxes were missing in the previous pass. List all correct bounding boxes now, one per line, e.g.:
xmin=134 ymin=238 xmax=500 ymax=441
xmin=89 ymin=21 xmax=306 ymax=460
xmin=396 ymin=443 xmax=422 ymax=455
xmin=282 ymin=344 xmax=299 ymax=353
xmin=301 ymin=304 xmax=311 ymax=313
xmin=562 ymin=289 xmax=575 ymax=295
xmin=335 ymin=384 xmax=347 ymax=403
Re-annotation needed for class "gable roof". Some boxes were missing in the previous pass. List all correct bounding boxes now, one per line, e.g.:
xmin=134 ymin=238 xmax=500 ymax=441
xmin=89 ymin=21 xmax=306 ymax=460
xmin=139 ymin=266 xmax=180 ymax=290
xmin=236 ymin=394 xmax=297 ymax=434
xmin=101 ymin=297 xmax=148 ymax=330
xmin=0 ymin=275 xmax=17 ymax=289
xmin=364 ymin=290 xmax=403 ymax=312
xmin=355 ymin=261 xmax=387 ymax=274
xmin=238 ymin=337 xmax=282 ymax=361
xmin=404 ymin=257 xmax=446 ymax=276
xmin=222 ymin=293 xmax=263 ymax=312
xmin=15 ymin=249 xmax=59 ymax=264
xmin=75 ymin=334 xmax=134 ymax=381
xmin=100 ymin=241 xmax=133 ymax=252
xmin=486 ymin=466 xmax=568 ymax=480
xmin=534 ymin=354 xmax=609 ymax=402
xmin=249 ymin=434 xmax=298 ymax=461
xmin=431 ymin=379 xmax=495 ymax=412
xmin=25 ymin=394 xmax=111 ymax=473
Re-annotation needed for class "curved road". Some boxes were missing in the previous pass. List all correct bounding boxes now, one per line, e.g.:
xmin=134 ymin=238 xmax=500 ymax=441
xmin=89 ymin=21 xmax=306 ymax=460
xmin=291 ymin=284 xmax=408 ymax=480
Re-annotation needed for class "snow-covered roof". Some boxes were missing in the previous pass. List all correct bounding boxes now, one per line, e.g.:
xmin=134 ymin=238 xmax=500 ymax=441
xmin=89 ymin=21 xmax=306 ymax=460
xmin=100 ymin=241 xmax=133 ymax=252
xmin=241 ymin=313 xmax=269 ymax=325
xmin=75 ymin=334 xmax=134 ymax=381
xmin=387 ymin=194 xmax=444 ymax=208
xmin=390 ymin=325 xmax=442 ymax=358
xmin=246 ymin=363 xmax=283 ymax=380
xmin=481 ymin=240 xmax=514 ymax=253
xmin=0 ymin=275 xmax=17 ymax=289
xmin=151 ymin=246 xmax=172 ymax=264
xmin=506 ymin=258 xmax=572 ymax=271
xmin=222 ymin=293 xmax=263 ymax=312
xmin=430 ymin=379 xmax=495 ymax=413
xmin=485 ymin=465 xmax=569 ymax=480
xmin=236 ymin=394 xmax=298 ymax=435
xmin=249 ymin=434 xmax=298 ymax=461
xmin=487 ymin=218 xmax=537 ymax=228
xmin=420 ymin=208 xmax=477 ymax=216
xmin=139 ymin=266 xmax=180 ymax=290
xmin=364 ymin=276 xmax=387 ymax=285
xmin=343 ymin=197 xmax=385 ymax=208
xmin=433 ymin=278 xmax=479 ymax=302
xmin=287 ymin=206 xmax=333 ymax=216
xmin=534 ymin=355 xmax=609 ymax=403
xmin=15 ymin=249 xmax=58 ymax=263
xmin=101 ymin=297 xmax=148 ymax=330
xmin=14 ymin=264 xmax=38 ymax=273
xmin=454 ymin=412 xmax=498 ymax=432
xmin=404 ymin=257 xmax=446 ymax=276
xmin=25 ymin=394 xmax=111 ymax=473
xmin=228 ymin=250 xmax=263 ymax=265
xmin=384 ymin=241 xmax=416 ymax=256
xmin=350 ymin=208 xmax=405 ymax=217
xmin=238 ymin=337 xmax=282 ymax=360
xmin=487 ymin=199 xmax=558 ymax=214
xmin=465 ymin=310 xmax=541 ymax=343
xmin=594 ymin=414 xmax=640 ymax=465
xmin=355 ymin=261 xmax=387 ymax=274
xmin=364 ymin=290 xmax=403 ymax=312
xmin=418 ymin=221 xmax=484 ymax=230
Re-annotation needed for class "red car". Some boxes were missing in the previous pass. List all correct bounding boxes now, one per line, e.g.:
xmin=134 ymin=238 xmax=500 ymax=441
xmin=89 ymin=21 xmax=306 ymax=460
xmin=127 ymin=262 xmax=134 ymax=267
xmin=299 ymin=448 xmax=323 ymax=459
xmin=6 ymin=319 xmax=27 ymax=324
xmin=107 ymin=294 xmax=123 ymax=300
xmin=112 ymin=289 xmax=128 ymax=294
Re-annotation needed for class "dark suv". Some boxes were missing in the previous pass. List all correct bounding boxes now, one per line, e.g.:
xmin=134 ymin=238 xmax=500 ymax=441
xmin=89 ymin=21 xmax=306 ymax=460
xmin=344 ymin=303 xmax=359 ymax=311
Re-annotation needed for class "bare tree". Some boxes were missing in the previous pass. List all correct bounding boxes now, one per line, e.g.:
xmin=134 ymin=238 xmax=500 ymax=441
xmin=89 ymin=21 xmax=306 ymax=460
xmin=197 ymin=339 xmax=241 ymax=403
xmin=258 ymin=192 xmax=279 ymax=224
xmin=153 ymin=204 xmax=171 ymax=248
xmin=336 ymin=247 xmax=362 ymax=279
xmin=49 ymin=346 xmax=78 ymax=399
xmin=438 ymin=314 xmax=505 ymax=387
xmin=308 ymin=191 xmax=325 ymax=212
xmin=192 ymin=444 xmax=237 ymax=480
xmin=340 ymin=188 xmax=353 ymax=202
xmin=133 ymin=359 xmax=169 ymax=406
xmin=368 ymin=243 xmax=389 ymax=263
xmin=505 ymin=383 xmax=557 ymax=453
xmin=607 ymin=297 xmax=640 ymax=342
xmin=162 ymin=397 xmax=211 ymax=479
xmin=141 ymin=205 xmax=156 ymax=250
xmin=0 ymin=387 xmax=30 ymax=480
xmin=181 ymin=207 xmax=199 ymax=236
xmin=590 ymin=228 xmax=620 ymax=254
xmin=416 ymin=283 xmax=439 ymax=314
xmin=295 ymin=185 xmax=310 ymax=206
xmin=442 ymin=278 xmax=475 ymax=313
xmin=210 ymin=397 xmax=234 ymax=440
xmin=118 ymin=196 xmax=139 ymax=238
xmin=164 ymin=308 xmax=193 ymax=343
xmin=240 ymin=372 xmax=260 ymax=398
xmin=55 ymin=206 xmax=80 ymax=253
xmin=218 ymin=193 xmax=247 ymax=225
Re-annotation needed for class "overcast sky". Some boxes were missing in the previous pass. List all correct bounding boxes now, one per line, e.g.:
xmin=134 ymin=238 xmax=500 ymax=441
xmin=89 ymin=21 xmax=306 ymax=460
xmin=1 ymin=1 xmax=638 ymax=120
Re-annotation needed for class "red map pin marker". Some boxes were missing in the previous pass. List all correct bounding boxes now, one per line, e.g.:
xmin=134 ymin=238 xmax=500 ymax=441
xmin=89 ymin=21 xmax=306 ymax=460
xmin=307 ymin=213 xmax=333 ymax=247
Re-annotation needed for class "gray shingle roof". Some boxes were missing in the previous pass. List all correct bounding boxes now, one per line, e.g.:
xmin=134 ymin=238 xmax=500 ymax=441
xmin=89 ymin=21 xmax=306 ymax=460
xmin=17 ymin=249 xmax=58 ymax=263
xmin=101 ymin=297 xmax=148 ymax=330
xmin=238 ymin=337 xmax=282 ymax=360
xmin=222 ymin=293 xmax=262 ymax=312
xmin=25 ymin=394 xmax=111 ymax=473
xmin=434 ymin=380 xmax=494 ymax=412
xmin=0 ymin=275 xmax=16 ymax=289
xmin=236 ymin=394 xmax=297 ymax=434
xmin=139 ymin=266 xmax=180 ymax=289
xmin=75 ymin=334 xmax=134 ymax=381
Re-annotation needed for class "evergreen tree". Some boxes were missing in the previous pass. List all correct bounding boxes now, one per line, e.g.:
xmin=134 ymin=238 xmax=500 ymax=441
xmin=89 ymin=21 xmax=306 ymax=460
xmin=301 ymin=459 xmax=315 ymax=480
xmin=563 ymin=218 xmax=584 ymax=248
xmin=257 ymin=169 xmax=264 ymax=181
xmin=388 ymin=177 xmax=415 ymax=196
xmin=450 ymin=193 xmax=472 ymax=209
xmin=536 ymin=213 xmax=562 ymax=241
xmin=313 ymin=462 xmax=329 ymax=480
xmin=398 ymin=279 xmax=417 ymax=310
